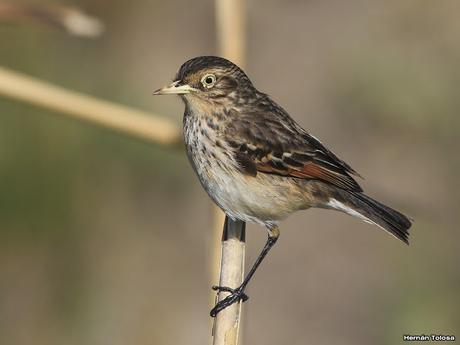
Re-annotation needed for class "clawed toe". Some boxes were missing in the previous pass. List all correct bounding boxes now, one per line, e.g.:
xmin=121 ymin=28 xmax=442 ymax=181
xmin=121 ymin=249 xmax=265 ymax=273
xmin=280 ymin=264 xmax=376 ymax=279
xmin=212 ymin=285 xmax=249 ymax=301
xmin=210 ymin=285 xmax=249 ymax=317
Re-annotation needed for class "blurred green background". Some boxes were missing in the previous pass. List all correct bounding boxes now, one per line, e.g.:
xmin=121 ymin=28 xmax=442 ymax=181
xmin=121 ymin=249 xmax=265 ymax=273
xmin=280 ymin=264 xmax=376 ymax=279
xmin=0 ymin=1 xmax=459 ymax=344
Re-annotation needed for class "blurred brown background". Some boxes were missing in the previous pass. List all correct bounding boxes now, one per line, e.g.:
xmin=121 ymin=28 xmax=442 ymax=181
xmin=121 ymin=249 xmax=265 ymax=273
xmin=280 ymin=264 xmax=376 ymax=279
xmin=1 ymin=0 xmax=459 ymax=344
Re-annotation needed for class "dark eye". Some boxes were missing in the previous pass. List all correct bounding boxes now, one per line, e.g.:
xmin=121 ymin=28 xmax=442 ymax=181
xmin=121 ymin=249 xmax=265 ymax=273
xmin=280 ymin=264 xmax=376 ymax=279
xmin=201 ymin=74 xmax=216 ymax=88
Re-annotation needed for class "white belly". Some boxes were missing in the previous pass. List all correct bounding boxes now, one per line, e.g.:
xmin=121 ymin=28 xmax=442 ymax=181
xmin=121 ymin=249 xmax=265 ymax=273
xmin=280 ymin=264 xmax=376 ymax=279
xmin=183 ymin=111 xmax=309 ymax=226
xmin=186 ymin=140 xmax=306 ymax=225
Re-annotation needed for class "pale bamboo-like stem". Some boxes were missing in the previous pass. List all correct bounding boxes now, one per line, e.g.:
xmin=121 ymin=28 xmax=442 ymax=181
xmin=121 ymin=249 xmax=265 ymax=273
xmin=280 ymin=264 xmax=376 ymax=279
xmin=215 ymin=0 xmax=246 ymax=67
xmin=212 ymin=0 xmax=246 ymax=345
xmin=212 ymin=218 xmax=245 ymax=345
xmin=0 ymin=67 xmax=181 ymax=146
xmin=211 ymin=208 xmax=227 ymax=291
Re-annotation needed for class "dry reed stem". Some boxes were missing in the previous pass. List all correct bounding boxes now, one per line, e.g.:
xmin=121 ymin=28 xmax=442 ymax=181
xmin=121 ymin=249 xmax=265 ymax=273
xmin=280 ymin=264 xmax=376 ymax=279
xmin=212 ymin=219 xmax=246 ymax=345
xmin=0 ymin=66 xmax=181 ymax=146
xmin=212 ymin=1 xmax=246 ymax=345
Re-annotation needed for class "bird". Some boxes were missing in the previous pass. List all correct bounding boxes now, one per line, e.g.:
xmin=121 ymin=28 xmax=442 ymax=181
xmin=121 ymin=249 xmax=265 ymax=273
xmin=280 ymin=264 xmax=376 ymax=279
xmin=153 ymin=56 xmax=412 ymax=317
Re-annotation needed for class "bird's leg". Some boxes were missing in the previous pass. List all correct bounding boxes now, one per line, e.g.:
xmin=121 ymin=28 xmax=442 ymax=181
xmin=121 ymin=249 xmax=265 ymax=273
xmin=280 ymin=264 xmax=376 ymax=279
xmin=210 ymin=225 xmax=280 ymax=317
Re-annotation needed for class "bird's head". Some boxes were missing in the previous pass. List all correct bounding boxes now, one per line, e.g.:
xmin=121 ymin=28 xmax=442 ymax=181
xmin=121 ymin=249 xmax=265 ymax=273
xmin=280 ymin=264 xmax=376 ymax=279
xmin=153 ymin=56 xmax=255 ymax=107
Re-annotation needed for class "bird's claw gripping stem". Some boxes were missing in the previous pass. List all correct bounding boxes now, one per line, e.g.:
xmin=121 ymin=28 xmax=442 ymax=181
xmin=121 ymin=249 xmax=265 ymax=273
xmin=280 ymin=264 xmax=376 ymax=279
xmin=212 ymin=285 xmax=249 ymax=301
xmin=210 ymin=285 xmax=249 ymax=317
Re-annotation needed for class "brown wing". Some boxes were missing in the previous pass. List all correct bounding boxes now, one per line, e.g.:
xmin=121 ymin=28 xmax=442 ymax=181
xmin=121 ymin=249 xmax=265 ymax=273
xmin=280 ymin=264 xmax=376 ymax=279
xmin=224 ymin=96 xmax=363 ymax=192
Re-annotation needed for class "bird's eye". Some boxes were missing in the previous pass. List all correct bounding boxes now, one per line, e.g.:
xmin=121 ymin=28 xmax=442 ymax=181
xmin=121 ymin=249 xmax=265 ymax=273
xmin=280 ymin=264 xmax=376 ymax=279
xmin=201 ymin=74 xmax=216 ymax=88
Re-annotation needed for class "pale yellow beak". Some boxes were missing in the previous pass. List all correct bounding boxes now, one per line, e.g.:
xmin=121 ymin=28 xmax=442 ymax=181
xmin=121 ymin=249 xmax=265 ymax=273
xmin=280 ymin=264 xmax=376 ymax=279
xmin=153 ymin=80 xmax=198 ymax=95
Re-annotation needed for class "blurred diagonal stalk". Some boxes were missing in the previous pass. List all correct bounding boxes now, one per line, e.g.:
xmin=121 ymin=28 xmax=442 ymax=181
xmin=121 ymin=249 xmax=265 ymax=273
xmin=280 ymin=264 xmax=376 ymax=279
xmin=212 ymin=1 xmax=246 ymax=345
xmin=1 ymin=1 xmax=246 ymax=342
xmin=0 ymin=67 xmax=181 ymax=146
xmin=0 ymin=3 xmax=104 ymax=37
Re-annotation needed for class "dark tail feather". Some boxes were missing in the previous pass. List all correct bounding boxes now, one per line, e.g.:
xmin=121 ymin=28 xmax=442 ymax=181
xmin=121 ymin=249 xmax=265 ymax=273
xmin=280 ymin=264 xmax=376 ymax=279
xmin=331 ymin=191 xmax=412 ymax=244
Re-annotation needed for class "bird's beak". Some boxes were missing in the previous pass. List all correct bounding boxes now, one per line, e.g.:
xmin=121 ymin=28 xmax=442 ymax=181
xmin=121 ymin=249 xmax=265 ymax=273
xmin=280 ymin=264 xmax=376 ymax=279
xmin=152 ymin=80 xmax=198 ymax=95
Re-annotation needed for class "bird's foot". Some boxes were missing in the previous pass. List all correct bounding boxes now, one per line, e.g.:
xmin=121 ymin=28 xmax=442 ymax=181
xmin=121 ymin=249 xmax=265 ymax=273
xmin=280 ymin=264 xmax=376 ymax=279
xmin=210 ymin=285 xmax=249 ymax=317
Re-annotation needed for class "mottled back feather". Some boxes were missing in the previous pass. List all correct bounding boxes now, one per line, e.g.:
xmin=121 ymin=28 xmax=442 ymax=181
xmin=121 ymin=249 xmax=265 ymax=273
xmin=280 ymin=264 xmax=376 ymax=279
xmin=224 ymin=93 xmax=363 ymax=192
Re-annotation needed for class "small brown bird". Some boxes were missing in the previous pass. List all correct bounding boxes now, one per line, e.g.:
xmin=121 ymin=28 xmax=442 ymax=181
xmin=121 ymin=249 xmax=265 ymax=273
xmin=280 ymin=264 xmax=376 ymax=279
xmin=154 ymin=56 xmax=411 ymax=316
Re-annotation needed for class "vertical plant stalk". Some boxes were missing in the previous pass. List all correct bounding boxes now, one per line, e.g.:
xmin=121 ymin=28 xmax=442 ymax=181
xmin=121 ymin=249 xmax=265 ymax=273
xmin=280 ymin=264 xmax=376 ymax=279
xmin=212 ymin=218 xmax=246 ymax=345
xmin=212 ymin=1 xmax=246 ymax=344
xmin=215 ymin=0 xmax=246 ymax=66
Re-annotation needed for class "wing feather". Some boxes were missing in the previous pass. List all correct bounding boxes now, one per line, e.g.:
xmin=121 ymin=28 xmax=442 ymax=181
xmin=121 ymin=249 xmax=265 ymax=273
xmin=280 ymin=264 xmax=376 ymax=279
xmin=224 ymin=95 xmax=363 ymax=192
